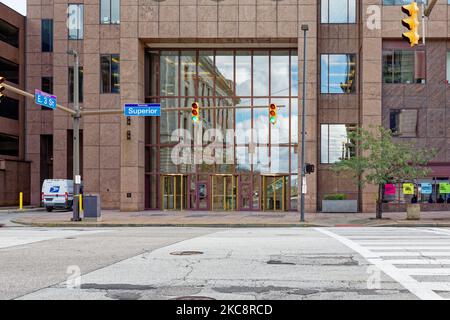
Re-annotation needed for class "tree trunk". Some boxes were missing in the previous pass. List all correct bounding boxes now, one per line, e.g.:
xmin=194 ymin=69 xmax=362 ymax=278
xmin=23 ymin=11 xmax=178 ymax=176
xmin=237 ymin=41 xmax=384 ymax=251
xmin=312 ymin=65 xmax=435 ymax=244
xmin=376 ymin=184 xmax=383 ymax=219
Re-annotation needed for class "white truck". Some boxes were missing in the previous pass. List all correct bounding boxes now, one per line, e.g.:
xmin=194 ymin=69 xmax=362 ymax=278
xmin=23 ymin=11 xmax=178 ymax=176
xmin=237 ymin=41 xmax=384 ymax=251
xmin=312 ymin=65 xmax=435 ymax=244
xmin=41 ymin=179 xmax=74 ymax=212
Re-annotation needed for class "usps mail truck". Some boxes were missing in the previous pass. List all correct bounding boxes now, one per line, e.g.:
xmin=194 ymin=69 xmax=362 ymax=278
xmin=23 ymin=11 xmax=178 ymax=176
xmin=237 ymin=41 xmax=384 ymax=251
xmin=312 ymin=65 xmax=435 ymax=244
xmin=41 ymin=179 xmax=74 ymax=212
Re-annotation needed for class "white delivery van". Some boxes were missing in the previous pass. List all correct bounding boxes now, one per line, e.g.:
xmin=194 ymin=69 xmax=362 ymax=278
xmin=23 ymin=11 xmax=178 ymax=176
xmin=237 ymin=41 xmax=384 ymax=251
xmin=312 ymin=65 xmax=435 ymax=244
xmin=41 ymin=179 xmax=74 ymax=212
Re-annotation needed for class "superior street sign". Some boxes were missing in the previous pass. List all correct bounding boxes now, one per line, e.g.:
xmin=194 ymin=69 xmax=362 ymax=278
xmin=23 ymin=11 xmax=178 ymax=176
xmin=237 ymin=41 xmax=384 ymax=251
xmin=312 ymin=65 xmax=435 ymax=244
xmin=124 ymin=103 xmax=161 ymax=117
xmin=35 ymin=89 xmax=57 ymax=110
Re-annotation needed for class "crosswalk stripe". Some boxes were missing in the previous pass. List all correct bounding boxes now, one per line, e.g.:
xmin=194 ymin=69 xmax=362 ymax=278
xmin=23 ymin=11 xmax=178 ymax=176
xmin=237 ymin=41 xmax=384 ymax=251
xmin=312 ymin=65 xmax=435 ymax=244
xmin=316 ymin=228 xmax=444 ymax=300
xmin=421 ymin=282 xmax=450 ymax=291
xmin=358 ymin=242 xmax=450 ymax=245
xmin=400 ymin=268 xmax=450 ymax=276
xmin=384 ymin=259 xmax=450 ymax=265
xmin=377 ymin=252 xmax=450 ymax=257
xmin=365 ymin=246 xmax=450 ymax=250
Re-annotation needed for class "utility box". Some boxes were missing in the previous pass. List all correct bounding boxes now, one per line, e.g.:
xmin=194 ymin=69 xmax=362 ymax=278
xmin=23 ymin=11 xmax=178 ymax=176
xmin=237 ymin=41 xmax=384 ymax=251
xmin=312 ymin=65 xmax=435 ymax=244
xmin=83 ymin=194 xmax=101 ymax=221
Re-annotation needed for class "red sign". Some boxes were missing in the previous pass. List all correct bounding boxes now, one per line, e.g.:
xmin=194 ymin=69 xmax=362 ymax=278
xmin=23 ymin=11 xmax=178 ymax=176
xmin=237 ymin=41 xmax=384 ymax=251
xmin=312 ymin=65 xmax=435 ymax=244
xmin=385 ymin=184 xmax=396 ymax=195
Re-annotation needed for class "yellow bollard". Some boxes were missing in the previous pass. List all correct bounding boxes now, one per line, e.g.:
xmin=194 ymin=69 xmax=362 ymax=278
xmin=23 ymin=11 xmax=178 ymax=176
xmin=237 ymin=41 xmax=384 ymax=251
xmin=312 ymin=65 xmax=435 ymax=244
xmin=19 ymin=192 xmax=23 ymax=210
xmin=79 ymin=194 xmax=83 ymax=213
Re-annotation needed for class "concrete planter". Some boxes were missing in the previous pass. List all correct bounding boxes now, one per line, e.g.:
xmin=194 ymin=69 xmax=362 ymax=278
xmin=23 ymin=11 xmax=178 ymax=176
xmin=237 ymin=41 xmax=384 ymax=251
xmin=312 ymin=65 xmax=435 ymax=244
xmin=322 ymin=200 xmax=358 ymax=213
xmin=406 ymin=203 xmax=421 ymax=220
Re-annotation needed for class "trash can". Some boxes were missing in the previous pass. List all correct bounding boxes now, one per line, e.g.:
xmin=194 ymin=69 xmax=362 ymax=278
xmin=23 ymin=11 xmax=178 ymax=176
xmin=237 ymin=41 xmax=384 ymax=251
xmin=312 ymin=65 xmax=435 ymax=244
xmin=83 ymin=194 xmax=101 ymax=221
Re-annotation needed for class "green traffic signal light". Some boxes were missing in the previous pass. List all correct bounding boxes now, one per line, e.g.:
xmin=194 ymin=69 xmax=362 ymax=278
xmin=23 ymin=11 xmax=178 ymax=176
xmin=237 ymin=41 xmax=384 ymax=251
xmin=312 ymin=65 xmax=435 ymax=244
xmin=270 ymin=116 xmax=276 ymax=124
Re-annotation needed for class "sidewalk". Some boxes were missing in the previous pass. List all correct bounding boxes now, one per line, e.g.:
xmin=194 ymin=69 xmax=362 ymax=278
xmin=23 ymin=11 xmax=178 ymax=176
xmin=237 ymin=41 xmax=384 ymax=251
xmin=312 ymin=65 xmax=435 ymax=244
xmin=0 ymin=206 xmax=45 ymax=214
xmin=9 ymin=209 xmax=450 ymax=228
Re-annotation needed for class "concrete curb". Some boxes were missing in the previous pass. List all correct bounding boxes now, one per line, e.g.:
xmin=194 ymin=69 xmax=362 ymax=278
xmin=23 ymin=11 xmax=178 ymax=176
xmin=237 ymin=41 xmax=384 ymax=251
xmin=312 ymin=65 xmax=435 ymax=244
xmin=11 ymin=220 xmax=327 ymax=228
xmin=0 ymin=208 xmax=46 ymax=214
xmin=11 ymin=219 xmax=450 ymax=228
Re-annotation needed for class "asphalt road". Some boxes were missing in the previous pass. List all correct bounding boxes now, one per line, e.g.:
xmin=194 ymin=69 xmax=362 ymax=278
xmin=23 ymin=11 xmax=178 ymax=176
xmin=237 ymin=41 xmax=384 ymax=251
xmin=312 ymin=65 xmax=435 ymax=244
xmin=1 ymin=212 xmax=450 ymax=300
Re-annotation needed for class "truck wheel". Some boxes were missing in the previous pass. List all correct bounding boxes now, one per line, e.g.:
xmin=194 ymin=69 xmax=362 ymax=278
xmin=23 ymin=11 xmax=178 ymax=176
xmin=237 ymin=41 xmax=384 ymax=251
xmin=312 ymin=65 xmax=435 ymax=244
xmin=46 ymin=207 xmax=53 ymax=212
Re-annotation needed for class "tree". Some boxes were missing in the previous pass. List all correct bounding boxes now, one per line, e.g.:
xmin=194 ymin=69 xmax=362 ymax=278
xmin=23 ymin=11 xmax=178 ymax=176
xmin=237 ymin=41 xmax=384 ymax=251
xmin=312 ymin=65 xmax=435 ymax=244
xmin=332 ymin=126 xmax=437 ymax=219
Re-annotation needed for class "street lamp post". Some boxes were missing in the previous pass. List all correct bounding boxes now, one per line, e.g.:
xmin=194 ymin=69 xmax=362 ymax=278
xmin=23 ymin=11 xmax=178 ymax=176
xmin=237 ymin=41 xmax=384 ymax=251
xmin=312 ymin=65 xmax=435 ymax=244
xmin=68 ymin=49 xmax=82 ymax=222
xmin=299 ymin=24 xmax=309 ymax=223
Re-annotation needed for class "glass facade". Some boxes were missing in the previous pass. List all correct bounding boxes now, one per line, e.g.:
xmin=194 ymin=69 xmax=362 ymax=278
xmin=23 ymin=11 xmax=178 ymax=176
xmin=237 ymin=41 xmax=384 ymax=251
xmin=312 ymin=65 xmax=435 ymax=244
xmin=382 ymin=50 xmax=426 ymax=84
xmin=68 ymin=4 xmax=83 ymax=40
xmin=100 ymin=54 xmax=120 ymax=94
xmin=145 ymin=49 xmax=299 ymax=211
xmin=41 ymin=19 xmax=53 ymax=52
xmin=321 ymin=54 xmax=356 ymax=94
xmin=320 ymin=124 xmax=356 ymax=164
xmin=101 ymin=0 xmax=120 ymax=24
xmin=321 ymin=0 xmax=356 ymax=24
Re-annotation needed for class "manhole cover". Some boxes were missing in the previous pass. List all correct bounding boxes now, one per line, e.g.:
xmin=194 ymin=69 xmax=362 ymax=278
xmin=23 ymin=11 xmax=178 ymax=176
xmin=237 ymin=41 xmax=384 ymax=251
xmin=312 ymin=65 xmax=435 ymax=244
xmin=171 ymin=296 xmax=215 ymax=300
xmin=170 ymin=251 xmax=204 ymax=256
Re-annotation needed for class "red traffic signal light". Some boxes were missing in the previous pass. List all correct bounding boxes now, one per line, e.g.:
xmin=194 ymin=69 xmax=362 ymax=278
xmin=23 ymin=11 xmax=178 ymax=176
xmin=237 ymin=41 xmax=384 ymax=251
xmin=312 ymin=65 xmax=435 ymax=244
xmin=269 ymin=103 xmax=277 ymax=125
xmin=191 ymin=102 xmax=200 ymax=123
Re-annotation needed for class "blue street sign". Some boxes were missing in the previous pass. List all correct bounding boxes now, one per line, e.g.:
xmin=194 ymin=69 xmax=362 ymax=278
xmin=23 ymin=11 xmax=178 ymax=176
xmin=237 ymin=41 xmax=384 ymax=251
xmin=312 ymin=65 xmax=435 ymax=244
xmin=124 ymin=103 xmax=161 ymax=117
xmin=35 ymin=89 xmax=57 ymax=110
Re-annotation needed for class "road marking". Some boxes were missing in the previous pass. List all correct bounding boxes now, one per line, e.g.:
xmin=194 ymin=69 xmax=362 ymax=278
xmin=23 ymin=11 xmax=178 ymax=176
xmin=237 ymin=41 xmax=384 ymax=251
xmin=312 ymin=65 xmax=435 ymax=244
xmin=316 ymin=228 xmax=444 ymax=300
xmin=384 ymin=259 xmax=450 ymax=265
xmin=376 ymin=252 xmax=450 ymax=257
xmin=400 ymin=268 xmax=450 ymax=276
xmin=364 ymin=246 xmax=450 ymax=250
xmin=0 ymin=229 xmax=110 ymax=249
xmin=358 ymin=242 xmax=450 ymax=245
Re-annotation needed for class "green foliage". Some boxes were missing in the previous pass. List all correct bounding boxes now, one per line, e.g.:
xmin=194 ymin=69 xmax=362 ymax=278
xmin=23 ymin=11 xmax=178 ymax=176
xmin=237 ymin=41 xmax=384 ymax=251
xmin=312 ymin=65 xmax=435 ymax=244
xmin=324 ymin=194 xmax=347 ymax=200
xmin=332 ymin=126 xmax=437 ymax=188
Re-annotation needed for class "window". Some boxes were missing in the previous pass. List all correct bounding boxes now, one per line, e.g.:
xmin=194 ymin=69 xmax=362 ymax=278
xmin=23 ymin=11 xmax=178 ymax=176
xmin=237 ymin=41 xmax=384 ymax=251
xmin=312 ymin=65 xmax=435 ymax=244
xmin=321 ymin=0 xmax=356 ymax=23
xmin=100 ymin=54 xmax=120 ymax=93
xmin=321 ymin=54 xmax=356 ymax=94
xmin=0 ymin=57 xmax=19 ymax=84
xmin=68 ymin=4 xmax=83 ymax=40
xmin=41 ymin=19 xmax=53 ymax=52
xmin=0 ymin=133 xmax=19 ymax=157
xmin=0 ymin=97 xmax=19 ymax=120
xmin=68 ymin=67 xmax=83 ymax=103
xmin=383 ymin=0 xmax=427 ymax=5
xmin=383 ymin=50 xmax=425 ymax=84
xmin=321 ymin=124 xmax=356 ymax=164
xmin=389 ymin=109 xmax=418 ymax=137
xmin=101 ymin=0 xmax=120 ymax=24
xmin=0 ymin=18 xmax=19 ymax=48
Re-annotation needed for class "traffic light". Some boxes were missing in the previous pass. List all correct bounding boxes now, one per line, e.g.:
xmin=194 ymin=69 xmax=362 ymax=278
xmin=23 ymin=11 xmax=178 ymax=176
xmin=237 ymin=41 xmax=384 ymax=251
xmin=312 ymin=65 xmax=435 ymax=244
xmin=0 ymin=77 xmax=5 ymax=103
xmin=191 ymin=102 xmax=200 ymax=123
xmin=401 ymin=1 xmax=420 ymax=47
xmin=269 ymin=103 xmax=277 ymax=125
xmin=305 ymin=163 xmax=315 ymax=175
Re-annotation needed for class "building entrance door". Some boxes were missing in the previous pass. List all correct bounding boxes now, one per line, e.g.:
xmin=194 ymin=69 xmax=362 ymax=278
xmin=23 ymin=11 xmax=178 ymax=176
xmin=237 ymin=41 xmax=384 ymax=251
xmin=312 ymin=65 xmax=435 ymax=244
xmin=161 ymin=175 xmax=188 ymax=210
xmin=262 ymin=175 xmax=288 ymax=211
xmin=238 ymin=175 xmax=253 ymax=210
xmin=211 ymin=175 xmax=237 ymax=211
xmin=196 ymin=180 xmax=210 ymax=211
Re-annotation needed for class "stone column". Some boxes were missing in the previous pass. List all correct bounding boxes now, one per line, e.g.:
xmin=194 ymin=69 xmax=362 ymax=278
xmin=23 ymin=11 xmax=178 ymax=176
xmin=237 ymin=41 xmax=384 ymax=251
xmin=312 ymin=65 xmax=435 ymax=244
xmin=120 ymin=2 xmax=145 ymax=211
xmin=361 ymin=0 xmax=382 ymax=213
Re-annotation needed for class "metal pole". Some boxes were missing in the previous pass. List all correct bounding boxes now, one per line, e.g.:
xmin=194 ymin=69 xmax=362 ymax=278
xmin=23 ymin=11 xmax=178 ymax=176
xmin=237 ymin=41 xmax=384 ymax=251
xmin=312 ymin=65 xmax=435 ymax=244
xmin=69 ymin=50 xmax=81 ymax=221
xmin=421 ymin=0 xmax=426 ymax=45
xmin=299 ymin=25 xmax=308 ymax=223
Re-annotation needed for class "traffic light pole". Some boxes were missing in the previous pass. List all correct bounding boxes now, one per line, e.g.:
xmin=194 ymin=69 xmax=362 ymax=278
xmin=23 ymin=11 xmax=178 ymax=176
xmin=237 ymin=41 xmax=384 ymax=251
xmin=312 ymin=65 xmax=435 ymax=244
xmin=299 ymin=25 xmax=309 ymax=223
xmin=68 ymin=50 xmax=81 ymax=222
xmin=2 ymin=69 xmax=122 ymax=223
xmin=421 ymin=0 xmax=426 ymax=45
